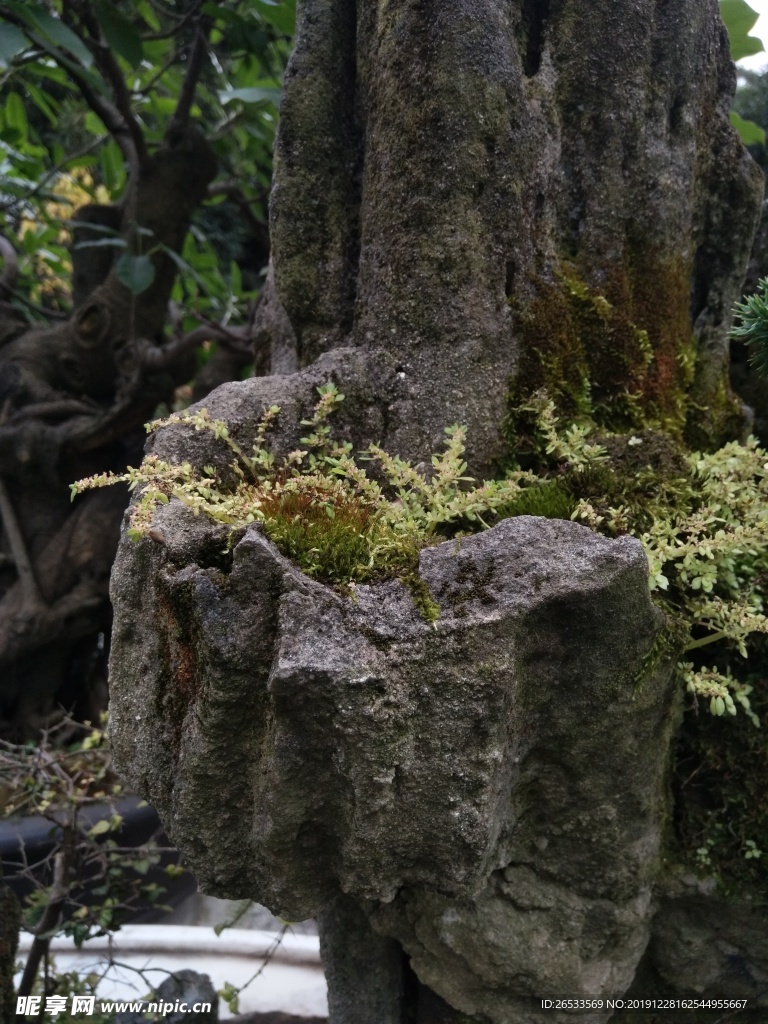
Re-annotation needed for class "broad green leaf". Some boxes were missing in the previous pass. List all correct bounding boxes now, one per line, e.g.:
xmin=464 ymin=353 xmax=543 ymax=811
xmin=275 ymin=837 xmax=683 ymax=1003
xmin=4 ymin=93 xmax=28 ymax=142
xmin=730 ymin=109 xmax=766 ymax=144
xmin=93 ymin=0 xmax=144 ymax=69
xmin=254 ymin=0 xmax=296 ymax=36
xmin=100 ymin=139 xmax=126 ymax=193
xmin=202 ymin=4 xmax=244 ymax=25
xmin=25 ymin=81 xmax=59 ymax=126
xmin=88 ymin=818 xmax=112 ymax=837
xmin=134 ymin=0 xmax=160 ymax=32
xmin=85 ymin=110 xmax=107 ymax=136
xmin=720 ymin=0 xmax=765 ymax=61
xmin=0 ymin=23 xmax=28 ymax=68
xmin=219 ymin=86 xmax=281 ymax=106
xmin=32 ymin=42 xmax=106 ymax=98
xmin=116 ymin=253 xmax=155 ymax=294
xmin=62 ymin=153 xmax=99 ymax=171
xmin=230 ymin=259 xmax=242 ymax=295
xmin=5 ymin=1 xmax=94 ymax=67
xmin=69 ymin=220 xmax=122 ymax=236
xmin=25 ymin=59 xmax=76 ymax=90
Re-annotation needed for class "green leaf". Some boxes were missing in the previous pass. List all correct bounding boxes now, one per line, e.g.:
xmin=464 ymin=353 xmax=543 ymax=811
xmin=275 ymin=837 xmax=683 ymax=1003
xmin=73 ymin=238 xmax=128 ymax=251
xmin=25 ymin=59 xmax=77 ymax=91
xmin=25 ymin=81 xmax=60 ymax=126
xmin=93 ymin=0 xmax=145 ymax=68
xmin=229 ymin=259 xmax=242 ymax=295
xmin=69 ymin=220 xmax=122 ymax=236
xmin=116 ymin=253 xmax=155 ymax=294
xmin=100 ymin=139 xmax=126 ymax=193
xmin=88 ymin=818 xmax=112 ymax=837
xmin=4 ymin=93 xmax=28 ymax=142
xmin=253 ymin=0 xmax=296 ymax=36
xmin=720 ymin=0 xmax=765 ymax=61
xmin=0 ymin=23 xmax=28 ymax=68
xmin=134 ymin=0 xmax=160 ymax=32
xmin=219 ymin=86 xmax=281 ymax=106
xmin=5 ymin=1 xmax=94 ymax=67
xmin=730 ymin=110 xmax=766 ymax=144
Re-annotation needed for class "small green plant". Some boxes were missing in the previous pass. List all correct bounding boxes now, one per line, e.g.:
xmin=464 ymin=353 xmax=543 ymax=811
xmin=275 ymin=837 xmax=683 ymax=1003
xmin=732 ymin=277 xmax=768 ymax=377
xmin=74 ymin=382 xmax=768 ymax=722
xmin=744 ymin=838 xmax=762 ymax=860
xmin=639 ymin=438 xmax=768 ymax=725
xmin=1 ymin=715 xmax=186 ymax=1014
xmin=515 ymin=394 xmax=768 ymax=725
xmin=73 ymin=384 xmax=539 ymax=589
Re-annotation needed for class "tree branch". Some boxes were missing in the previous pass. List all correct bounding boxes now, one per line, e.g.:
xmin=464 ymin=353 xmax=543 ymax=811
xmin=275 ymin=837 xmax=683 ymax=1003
xmin=0 ymin=236 xmax=18 ymax=297
xmin=170 ymin=22 xmax=210 ymax=132
xmin=0 ymin=477 xmax=42 ymax=607
xmin=61 ymin=0 xmax=148 ymax=169
xmin=142 ymin=320 xmax=256 ymax=371
xmin=0 ymin=8 xmax=139 ymax=175
xmin=17 ymin=828 xmax=75 ymax=998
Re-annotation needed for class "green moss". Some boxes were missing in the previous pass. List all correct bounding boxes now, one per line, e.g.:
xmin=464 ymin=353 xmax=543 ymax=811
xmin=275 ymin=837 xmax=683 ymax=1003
xmin=684 ymin=374 xmax=746 ymax=453
xmin=633 ymin=613 xmax=690 ymax=699
xmin=404 ymin=572 xmax=441 ymax=623
xmin=260 ymin=486 xmax=389 ymax=584
xmin=494 ymin=478 xmax=575 ymax=520
xmin=505 ymin=250 xmax=698 ymax=451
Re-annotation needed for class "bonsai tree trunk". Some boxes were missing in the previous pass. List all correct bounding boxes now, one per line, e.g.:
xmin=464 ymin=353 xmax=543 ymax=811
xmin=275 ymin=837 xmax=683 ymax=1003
xmin=0 ymin=128 xmax=216 ymax=737
xmin=107 ymin=2 xmax=765 ymax=1023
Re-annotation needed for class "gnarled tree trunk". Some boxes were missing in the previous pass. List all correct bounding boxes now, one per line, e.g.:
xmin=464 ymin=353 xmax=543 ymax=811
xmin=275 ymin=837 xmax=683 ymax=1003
xmin=0 ymin=128 xmax=216 ymax=737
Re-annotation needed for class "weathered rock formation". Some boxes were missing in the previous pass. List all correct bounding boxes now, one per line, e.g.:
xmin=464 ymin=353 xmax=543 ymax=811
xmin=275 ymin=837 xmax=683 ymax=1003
xmin=108 ymin=0 xmax=768 ymax=1019
xmin=257 ymin=0 xmax=763 ymax=462
xmin=109 ymin=371 xmax=681 ymax=1024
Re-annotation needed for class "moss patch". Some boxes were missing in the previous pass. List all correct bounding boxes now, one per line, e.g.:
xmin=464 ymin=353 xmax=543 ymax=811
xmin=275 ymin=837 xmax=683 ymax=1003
xmin=505 ymin=251 xmax=696 ymax=449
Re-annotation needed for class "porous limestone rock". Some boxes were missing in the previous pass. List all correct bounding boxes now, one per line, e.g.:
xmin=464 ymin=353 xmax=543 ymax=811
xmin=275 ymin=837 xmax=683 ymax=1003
xmin=109 ymin=450 xmax=678 ymax=1020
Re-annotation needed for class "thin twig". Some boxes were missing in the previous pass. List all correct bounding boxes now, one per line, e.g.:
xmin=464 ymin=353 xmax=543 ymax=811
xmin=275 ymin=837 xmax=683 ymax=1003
xmin=129 ymin=49 xmax=177 ymax=96
xmin=17 ymin=827 xmax=75 ymax=997
xmin=141 ymin=0 xmax=205 ymax=41
xmin=0 ymin=290 xmax=69 ymax=321
xmin=142 ymin=321 xmax=254 ymax=370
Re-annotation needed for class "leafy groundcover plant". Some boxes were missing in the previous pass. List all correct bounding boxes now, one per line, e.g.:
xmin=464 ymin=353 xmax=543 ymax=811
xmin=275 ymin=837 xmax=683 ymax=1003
xmin=74 ymin=384 xmax=543 ymax=612
xmin=74 ymin=382 xmax=768 ymax=723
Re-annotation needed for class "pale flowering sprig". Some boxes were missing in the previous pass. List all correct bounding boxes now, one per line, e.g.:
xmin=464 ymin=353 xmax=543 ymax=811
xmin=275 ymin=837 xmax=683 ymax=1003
xmin=520 ymin=389 xmax=608 ymax=469
xmin=679 ymin=663 xmax=760 ymax=728
xmin=72 ymin=385 xmax=533 ymax=587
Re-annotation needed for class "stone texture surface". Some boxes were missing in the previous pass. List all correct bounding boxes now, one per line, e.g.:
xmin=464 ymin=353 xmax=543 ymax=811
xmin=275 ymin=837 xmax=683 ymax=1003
xmin=109 ymin=475 xmax=678 ymax=1020
xmin=261 ymin=0 xmax=763 ymax=462
xmin=630 ymin=875 xmax=768 ymax=1009
xmin=115 ymin=970 xmax=218 ymax=1023
xmin=106 ymin=1 xmax=768 ymax=1019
